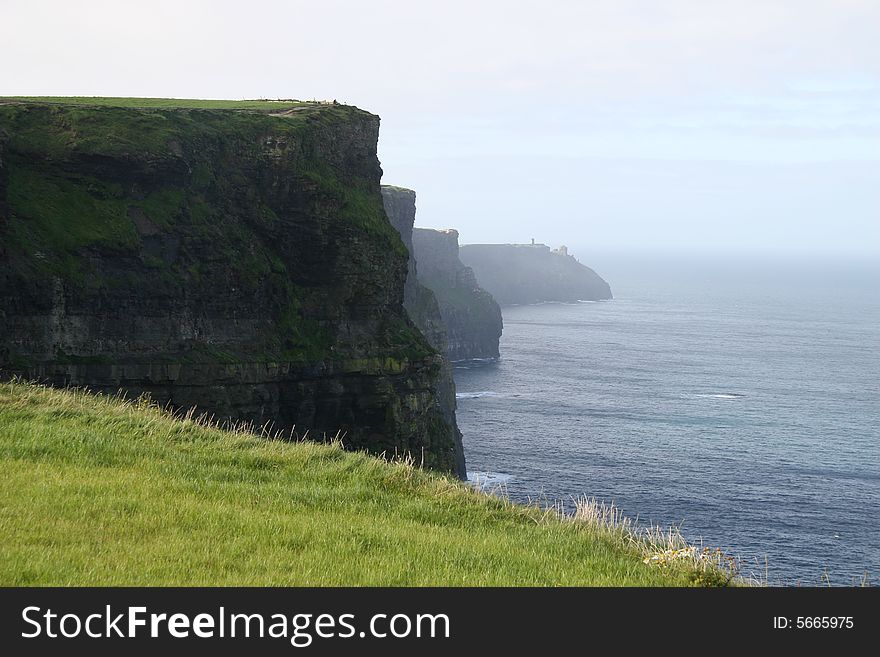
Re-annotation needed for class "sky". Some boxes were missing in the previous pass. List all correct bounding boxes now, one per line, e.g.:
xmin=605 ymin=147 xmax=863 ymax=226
xmin=2 ymin=0 xmax=878 ymax=257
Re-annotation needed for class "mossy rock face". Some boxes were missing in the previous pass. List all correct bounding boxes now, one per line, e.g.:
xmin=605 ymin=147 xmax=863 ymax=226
xmin=0 ymin=99 xmax=464 ymax=477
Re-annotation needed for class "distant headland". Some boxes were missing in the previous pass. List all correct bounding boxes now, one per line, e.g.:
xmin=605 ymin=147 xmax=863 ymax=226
xmin=459 ymin=241 xmax=612 ymax=305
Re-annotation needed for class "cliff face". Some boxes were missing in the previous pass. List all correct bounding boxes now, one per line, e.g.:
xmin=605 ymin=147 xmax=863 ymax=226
xmin=379 ymin=186 xmax=461 ymax=453
xmin=0 ymin=130 xmax=8 ymax=259
xmin=380 ymin=186 xmax=447 ymax=352
xmin=411 ymin=228 xmax=502 ymax=361
xmin=459 ymin=243 xmax=612 ymax=305
xmin=0 ymin=100 xmax=465 ymax=477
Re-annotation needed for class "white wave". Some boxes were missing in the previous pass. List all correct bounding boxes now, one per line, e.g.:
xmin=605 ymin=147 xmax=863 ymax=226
xmin=693 ymin=393 xmax=746 ymax=400
xmin=467 ymin=471 xmax=513 ymax=490
xmin=456 ymin=391 xmax=500 ymax=399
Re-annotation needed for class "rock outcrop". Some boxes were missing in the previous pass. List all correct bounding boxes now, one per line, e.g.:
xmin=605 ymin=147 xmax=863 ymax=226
xmin=459 ymin=243 xmax=612 ymax=305
xmin=411 ymin=227 xmax=503 ymax=361
xmin=380 ymin=186 xmax=461 ymax=452
xmin=380 ymin=186 xmax=447 ymax=352
xmin=0 ymin=99 xmax=465 ymax=477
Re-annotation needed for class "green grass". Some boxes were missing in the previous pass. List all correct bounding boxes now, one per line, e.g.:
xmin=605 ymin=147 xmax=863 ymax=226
xmin=0 ymin=97 xmax=319 ymax=110
xmin=0 ymin=381 xmax=735 ymax=586
xmin=0 ymin=97 xmax=365 ymax=162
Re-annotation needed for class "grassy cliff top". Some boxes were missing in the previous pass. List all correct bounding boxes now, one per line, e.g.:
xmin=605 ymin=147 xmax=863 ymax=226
xmin=0 ymin=92 xmax=397 ymax=272
xmin=0 ymin=95 xmax=375 ymax=160
xmin=0 ymin=381 xmax=734 ymax=586
xmin=0 ymin=96 xmax=342 ymax=111
xmin=0 ymin=97 xmax=374 ymax=134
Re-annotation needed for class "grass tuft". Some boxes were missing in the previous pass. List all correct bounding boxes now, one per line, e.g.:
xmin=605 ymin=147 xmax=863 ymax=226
xmin=571 ymin=498 xmax=742 ymax=586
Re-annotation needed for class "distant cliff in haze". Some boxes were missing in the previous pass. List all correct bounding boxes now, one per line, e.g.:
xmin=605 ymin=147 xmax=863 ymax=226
xmin=381 ymin=186 xmax=502 ymax=361
xmin=411 ymin=228 xmax=503 ymax=361
xmin=458 ymin=242 xmax=612 ymax=305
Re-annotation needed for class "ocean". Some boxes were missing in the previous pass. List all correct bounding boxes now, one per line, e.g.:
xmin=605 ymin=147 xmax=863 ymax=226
xmin=453 ymin=253 xmax=879 ymax=585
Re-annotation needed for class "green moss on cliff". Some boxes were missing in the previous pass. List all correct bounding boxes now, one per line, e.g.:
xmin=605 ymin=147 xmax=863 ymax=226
xmin=0 ymin=99 xmax=403 ymax=264
xmin=0 ymin=96 xmax=402 ymax=299
xmin=7 ymin=166 xmax=138 ymax=253
xmin=138 ymin=188 xmax=186 ymax=227
xmin=277 ymin=301 xmax=335 ymax=363
xmin=384 ymin=319 xmax=436 ymax=362
xmin=301 ymin=159 xmax=406 ymax=257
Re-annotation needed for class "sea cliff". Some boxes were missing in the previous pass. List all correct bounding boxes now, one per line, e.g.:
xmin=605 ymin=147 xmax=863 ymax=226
xmin=459 ymin=242 xmax=612 ymax=305
xmin=380 ymin=186 xmax=448 ymax=352
xmin=412 ymin=227 xmax=503 ymax=361
xmin=0 ymin=98 xmax=465 ymax=476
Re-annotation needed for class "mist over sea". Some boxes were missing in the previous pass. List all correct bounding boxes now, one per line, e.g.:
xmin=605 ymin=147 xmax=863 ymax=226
xmin=454 ymin=252 xmax=879 ymax=585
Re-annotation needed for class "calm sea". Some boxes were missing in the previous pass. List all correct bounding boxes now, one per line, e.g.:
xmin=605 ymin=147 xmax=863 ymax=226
xmin=454 ymin=253 xmax=879 ymax=585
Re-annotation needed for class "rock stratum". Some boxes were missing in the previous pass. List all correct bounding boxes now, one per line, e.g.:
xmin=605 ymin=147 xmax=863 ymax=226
xmin=0 ymin=99 xmax=465 ymax=477
xmin=459 ymin=243 xmax=612 ymax=305
xmin=411 ymin=226 xmax=502 ymax=361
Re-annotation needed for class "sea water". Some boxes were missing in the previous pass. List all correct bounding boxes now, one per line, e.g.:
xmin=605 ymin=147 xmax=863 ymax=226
xmin=454 ymin=253 xmax=879 ymax=585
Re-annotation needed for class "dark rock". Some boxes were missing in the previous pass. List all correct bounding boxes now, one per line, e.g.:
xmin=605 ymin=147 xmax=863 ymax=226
xmin=459 ymin=242 xmax=612 ymax=305
xmin=0 ymin=128 xmax=8 ymax=230
xmin=380 ymin=185 xmax=464 ymax=473
xmin=380 ymin=186 xmax=465 ymax=472
xmin=0 ymin=101 xmax=465 ymax=477
xmin=412 ymin=227 xmax=503 ymax=361
xmin=380 ymin=186 xmax=447 ymax=352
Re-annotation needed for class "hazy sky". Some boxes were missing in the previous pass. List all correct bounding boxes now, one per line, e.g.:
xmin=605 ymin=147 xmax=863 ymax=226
xmin=3 ymin=0 xmax=878 ymax=256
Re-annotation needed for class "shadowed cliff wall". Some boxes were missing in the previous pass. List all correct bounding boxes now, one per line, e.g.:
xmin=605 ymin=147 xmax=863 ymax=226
xmin=411 ymin=227 xmax=502 ymax=361
xmin=0 ymin=100 xmax=465 ymax=476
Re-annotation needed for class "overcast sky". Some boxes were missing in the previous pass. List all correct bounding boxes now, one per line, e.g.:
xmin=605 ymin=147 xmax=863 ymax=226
xmin=3 ymin=0 xmax=878 ymax=257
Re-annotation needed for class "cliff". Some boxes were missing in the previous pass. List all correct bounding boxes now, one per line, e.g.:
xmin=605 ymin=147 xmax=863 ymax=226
xmin=411 ymin=227 xmax=503 ymax=361
xmin=379 ymin=186 xmax=447 ymax=352
xmin=459 ymin=243 xmax=612 ymax=305
xmin=379 ymin=185 xmax=461 ymax=459
xmin=0 ymin=98 xmax=465 ymax=477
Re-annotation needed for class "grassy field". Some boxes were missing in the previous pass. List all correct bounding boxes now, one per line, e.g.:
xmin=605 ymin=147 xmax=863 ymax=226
xmin=0 ymin=381 xmax=735 ymax=586
xmin=0 ymin=97 xmax=321 ymax=110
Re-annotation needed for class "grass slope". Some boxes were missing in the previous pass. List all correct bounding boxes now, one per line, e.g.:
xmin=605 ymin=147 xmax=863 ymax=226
xmin=0 ymin=382 xmax=725 ymax=586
